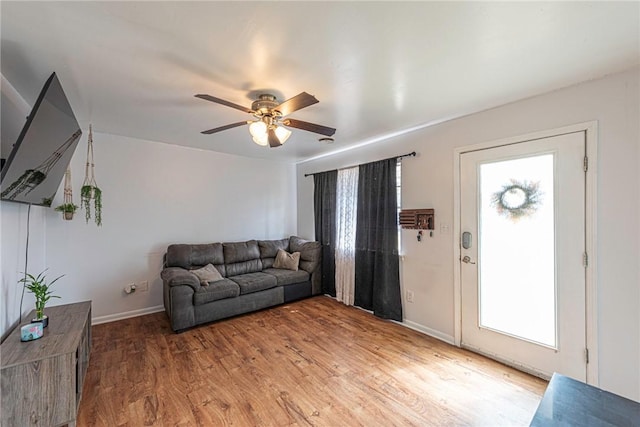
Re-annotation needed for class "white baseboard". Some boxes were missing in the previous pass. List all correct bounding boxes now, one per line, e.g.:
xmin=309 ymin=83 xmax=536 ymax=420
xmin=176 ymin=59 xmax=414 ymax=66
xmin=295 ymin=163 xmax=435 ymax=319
xmin=397 ymin=319 xmax=456 ymax=345
xmin=92 ymin=305 xmax=165 ymax=325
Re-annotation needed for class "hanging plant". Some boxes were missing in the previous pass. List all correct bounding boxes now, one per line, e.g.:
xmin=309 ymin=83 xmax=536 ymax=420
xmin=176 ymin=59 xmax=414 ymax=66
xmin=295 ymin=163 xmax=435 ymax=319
xmin=55 ymin=167 xmax=77 ymax=220
xmin=81 ymin=125 xmax=103 ymax=226
xmin=81 ymin=185 xmax=102 ymax=226
xmin=55 ymin=203 xmax=79 ymax=220
xmin=491 ymin=179 xmax=543 ymax=221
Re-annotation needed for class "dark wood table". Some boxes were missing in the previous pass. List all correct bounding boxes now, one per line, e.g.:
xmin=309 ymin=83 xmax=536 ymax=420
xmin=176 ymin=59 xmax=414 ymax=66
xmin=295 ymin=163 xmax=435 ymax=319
xmin=530 ymin=373 xmax=640 ymax=426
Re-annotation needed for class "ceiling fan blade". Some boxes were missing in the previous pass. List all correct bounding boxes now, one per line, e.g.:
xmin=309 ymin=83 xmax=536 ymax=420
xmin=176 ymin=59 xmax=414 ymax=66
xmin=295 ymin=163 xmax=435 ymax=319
xmin=282 ymin=118 xmax=336 ymax=136
xmin=201 ymin=121 xmax=250 ymax=135
xmin=195 ymin=94 xmax=253 ymax=114
xmin=275 ymin=92 xmax=319 ymax=116
xmin=267 ymin=127 xmax=282 ymax=148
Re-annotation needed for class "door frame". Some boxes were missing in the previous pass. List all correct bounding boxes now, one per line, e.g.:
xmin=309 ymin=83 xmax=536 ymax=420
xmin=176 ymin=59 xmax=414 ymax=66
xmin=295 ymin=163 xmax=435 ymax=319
xmin=453 ymin=121 xmax=599 ymax=385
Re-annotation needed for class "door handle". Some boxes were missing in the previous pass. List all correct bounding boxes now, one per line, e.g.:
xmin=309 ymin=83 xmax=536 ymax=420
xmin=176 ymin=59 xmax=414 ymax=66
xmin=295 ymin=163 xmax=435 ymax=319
xmin=462 ymin=255 xmax=476 ymax=264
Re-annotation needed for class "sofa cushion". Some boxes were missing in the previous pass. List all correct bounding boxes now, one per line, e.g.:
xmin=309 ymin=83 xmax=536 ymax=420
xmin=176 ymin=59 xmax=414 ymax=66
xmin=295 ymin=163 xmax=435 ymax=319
xmin=263 ymin=268 xmax=310 ymax=286
xmin=223 ymin=240 xmax=263 ymax=277
xmin=166 ymin=243 xmax=224 ymax=271
xmin=258 ymin=238 xmax=290 ymax=268
xmin=193 ymin=279 xmax=240 ymax=305
xmin=223 ymin=240 xmax=260 ymax=263
xmin=289 ymin=236 xmax=322 ymax=273
xmin=191 ymin=264 xmax=224 ymax=286
xmin=273 ymin=249 xmax=300 ymax=271
xmin=229 ymin=272 xmax=278 ymax=295
xmin=225 ymin=259 xmax=263 ymax=277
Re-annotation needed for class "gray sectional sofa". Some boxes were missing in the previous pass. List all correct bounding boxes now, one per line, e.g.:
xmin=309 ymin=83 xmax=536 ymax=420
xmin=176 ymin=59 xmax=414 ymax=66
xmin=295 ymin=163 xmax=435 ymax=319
xmin=161 ymin=236 xmax=321 ymax=332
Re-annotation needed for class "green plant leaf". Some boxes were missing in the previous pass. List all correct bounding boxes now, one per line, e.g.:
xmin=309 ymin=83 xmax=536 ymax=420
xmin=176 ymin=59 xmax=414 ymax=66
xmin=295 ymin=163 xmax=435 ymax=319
xmin=19 ymin=269 xmax=63 ymax=313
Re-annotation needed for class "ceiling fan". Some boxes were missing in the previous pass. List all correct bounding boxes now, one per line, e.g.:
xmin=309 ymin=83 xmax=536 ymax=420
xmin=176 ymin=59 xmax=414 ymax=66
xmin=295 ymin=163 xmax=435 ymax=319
xmin=195 ymin=92 xmax=336 ymax=148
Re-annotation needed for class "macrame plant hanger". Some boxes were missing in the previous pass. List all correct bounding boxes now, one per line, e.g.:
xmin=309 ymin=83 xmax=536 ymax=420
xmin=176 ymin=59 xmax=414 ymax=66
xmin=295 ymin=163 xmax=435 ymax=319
xmin=62 ymin=166 xmax=74 ymax=220
xmin=81 ymin=125 xmax=102 ymax=226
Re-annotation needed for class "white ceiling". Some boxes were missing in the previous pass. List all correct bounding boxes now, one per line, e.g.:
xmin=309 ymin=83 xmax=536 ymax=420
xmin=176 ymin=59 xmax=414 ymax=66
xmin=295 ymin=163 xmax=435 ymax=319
xmin=2 ymin=1 xmax=638 ymax=163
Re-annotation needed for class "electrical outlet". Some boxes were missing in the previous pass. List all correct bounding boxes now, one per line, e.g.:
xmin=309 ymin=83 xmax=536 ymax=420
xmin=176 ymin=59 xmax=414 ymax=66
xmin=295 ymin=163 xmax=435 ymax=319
xmin=138 ymin=280 xmax=149 ymax=292
xmin=407 ymin=290 xmax=415 ymax=303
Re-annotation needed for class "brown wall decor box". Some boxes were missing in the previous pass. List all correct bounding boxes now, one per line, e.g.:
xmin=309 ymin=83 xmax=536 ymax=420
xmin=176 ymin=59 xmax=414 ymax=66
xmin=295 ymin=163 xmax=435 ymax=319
xmin=399 ymin=209 xmax=435 ymax=230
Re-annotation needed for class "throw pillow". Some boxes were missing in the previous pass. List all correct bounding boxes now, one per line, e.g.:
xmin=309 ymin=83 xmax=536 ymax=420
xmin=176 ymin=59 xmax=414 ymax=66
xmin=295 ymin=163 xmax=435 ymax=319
xmin=273 ymin=249 xmax=300 ymax=271
xmin=191 ymin=264 xmax=224 ymax=286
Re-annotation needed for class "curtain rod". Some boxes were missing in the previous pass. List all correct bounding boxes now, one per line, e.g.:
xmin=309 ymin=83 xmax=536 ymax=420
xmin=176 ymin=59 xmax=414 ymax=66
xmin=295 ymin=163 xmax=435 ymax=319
xmin=304 ymin=151 xmax=416 ymax=177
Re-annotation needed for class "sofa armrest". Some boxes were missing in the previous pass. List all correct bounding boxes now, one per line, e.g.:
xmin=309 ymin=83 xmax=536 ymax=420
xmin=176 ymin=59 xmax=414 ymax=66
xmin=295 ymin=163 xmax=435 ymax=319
xmin=161 ymin=267 xmax=200 ymax=291
xmin=290 ymin=236 xmax=321 ymax=273
xmin=161 ymin=267 xmax=198 ymax=332
xmin=289 ymin=236 xmax=322 ymax=294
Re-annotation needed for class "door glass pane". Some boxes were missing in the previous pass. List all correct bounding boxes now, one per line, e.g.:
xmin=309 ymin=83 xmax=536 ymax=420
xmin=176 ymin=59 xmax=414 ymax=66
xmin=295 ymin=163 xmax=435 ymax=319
xmin=479 ymin=154 xmax=556 ymax=347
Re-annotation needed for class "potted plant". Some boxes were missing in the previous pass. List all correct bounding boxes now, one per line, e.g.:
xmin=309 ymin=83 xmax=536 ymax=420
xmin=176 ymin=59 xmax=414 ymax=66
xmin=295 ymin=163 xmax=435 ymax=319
xmin=81 ymin=184 xmax=102 ymax=226
xmin=19 ymin=270 xmax=63 ymax=328
xmin=55 ymin=203 xmax=79 ymax=220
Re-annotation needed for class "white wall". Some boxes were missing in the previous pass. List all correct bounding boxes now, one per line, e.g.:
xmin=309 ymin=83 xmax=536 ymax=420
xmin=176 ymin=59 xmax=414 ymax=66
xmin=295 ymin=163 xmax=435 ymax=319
xmin=1 ymin=131 xmax=297 ymax=335
xmin=296 ymin=68 xmax=640 ymax=401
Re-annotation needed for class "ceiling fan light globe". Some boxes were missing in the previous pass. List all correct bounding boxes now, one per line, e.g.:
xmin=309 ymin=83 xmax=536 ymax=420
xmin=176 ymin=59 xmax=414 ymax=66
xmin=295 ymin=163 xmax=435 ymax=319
xmin=249 ymin=121 xmax=267 ymax=139
xmin=275 ymin=126 xmax=292 ymax=144
xmin=252 ymin=135 xmax=268 ymax=146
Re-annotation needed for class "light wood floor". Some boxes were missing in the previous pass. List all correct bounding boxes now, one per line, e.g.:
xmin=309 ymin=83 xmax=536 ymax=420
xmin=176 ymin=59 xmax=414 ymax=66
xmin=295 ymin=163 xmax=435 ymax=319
xmin=77 ymin=296 xmax=546 ymax=426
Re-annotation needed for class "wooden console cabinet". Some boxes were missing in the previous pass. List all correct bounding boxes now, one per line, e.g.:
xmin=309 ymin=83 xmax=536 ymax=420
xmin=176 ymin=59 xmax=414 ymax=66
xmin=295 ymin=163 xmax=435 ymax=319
xmin=1 ymin=301 xmax=92 ymax=427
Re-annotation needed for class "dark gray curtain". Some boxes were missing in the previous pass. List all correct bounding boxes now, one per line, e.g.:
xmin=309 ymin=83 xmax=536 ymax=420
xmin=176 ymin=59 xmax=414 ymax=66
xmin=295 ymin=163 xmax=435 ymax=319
xmin=354 ymin=158 xmax=402 ymax=321
xmin=314 ymin=171 xmax=337 ymax=296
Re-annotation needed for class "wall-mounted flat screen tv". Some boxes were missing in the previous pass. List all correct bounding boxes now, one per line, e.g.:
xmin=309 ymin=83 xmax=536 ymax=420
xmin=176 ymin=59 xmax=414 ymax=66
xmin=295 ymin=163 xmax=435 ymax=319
xmin=0 ymin=72 xmax=82 ymax=207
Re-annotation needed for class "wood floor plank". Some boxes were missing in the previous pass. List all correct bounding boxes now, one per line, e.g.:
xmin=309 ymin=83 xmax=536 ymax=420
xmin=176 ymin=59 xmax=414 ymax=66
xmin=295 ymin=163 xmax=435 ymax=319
xmin=77 ymin=296 xmax=546 ymax=426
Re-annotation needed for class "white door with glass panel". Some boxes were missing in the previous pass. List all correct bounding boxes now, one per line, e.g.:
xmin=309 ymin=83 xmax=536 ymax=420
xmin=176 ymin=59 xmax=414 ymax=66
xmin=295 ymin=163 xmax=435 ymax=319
xmin=460 ymin=132 xmax=586 ymax=380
